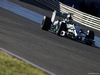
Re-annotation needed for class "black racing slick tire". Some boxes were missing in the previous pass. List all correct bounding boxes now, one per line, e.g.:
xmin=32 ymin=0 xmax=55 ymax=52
xmin=41 ymin=16 xmax=52 ymax=31
xmin=84 ymin=30 xmax=95 ymax=45
xmin=56 ymin=22 xmax=67 ymax=36
xmin=86 ymin=30 xmax=94 ymax=40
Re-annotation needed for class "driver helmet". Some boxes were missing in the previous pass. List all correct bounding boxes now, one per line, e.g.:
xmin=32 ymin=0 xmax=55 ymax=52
xmin=67 ymin=13 xmax=73 ymax=22
xmin=87 ymin=30 xmax=90 ymax=35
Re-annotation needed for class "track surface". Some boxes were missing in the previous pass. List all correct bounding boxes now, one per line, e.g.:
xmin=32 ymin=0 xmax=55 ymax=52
xmin=0 ymin=0 xmax=100 ymax=75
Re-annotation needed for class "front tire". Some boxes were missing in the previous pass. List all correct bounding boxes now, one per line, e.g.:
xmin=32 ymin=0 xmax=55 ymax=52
xmin=56 ymin=22 xmax=67 ymax=36
xmin=41 ymin=16 xmax=52 ymax=31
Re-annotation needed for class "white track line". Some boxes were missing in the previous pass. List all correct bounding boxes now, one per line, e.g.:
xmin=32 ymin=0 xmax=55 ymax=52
xmin=0 ymin=47 xmax=55 ymax=75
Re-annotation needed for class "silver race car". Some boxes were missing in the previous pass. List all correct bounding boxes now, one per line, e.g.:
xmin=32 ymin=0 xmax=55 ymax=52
xmin=41 ymin=11 xmax=95 ymax=45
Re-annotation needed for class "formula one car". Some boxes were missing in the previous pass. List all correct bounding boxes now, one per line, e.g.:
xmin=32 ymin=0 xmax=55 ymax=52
xmin=41 ymin=11 xmax=95 ymax=45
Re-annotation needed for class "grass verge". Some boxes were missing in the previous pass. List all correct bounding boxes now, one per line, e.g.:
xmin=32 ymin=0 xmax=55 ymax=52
xmin=0 ymin=50 xmax=48 ymax=75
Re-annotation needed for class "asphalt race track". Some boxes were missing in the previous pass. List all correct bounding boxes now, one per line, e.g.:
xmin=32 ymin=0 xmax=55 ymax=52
xmin=0 ymin=0 xmax=100 ymax=75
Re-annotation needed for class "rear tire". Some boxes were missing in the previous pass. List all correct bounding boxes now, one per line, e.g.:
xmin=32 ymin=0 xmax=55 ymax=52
xmin=41 ymin=16 xmax=52 ymax=31
xmin=86 ymin=30 xmax=94 ymax=40
xmin=85 ymin=30 xmax=95 ymax=45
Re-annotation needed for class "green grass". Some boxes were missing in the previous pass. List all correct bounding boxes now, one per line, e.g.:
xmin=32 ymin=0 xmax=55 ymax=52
xmin=0 ymin=50 xmax=48 ymax=75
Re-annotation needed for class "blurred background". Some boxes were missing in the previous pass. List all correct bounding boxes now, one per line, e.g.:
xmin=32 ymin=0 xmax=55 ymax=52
xmin=59 ymin=0 xmax=100 ymax=17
